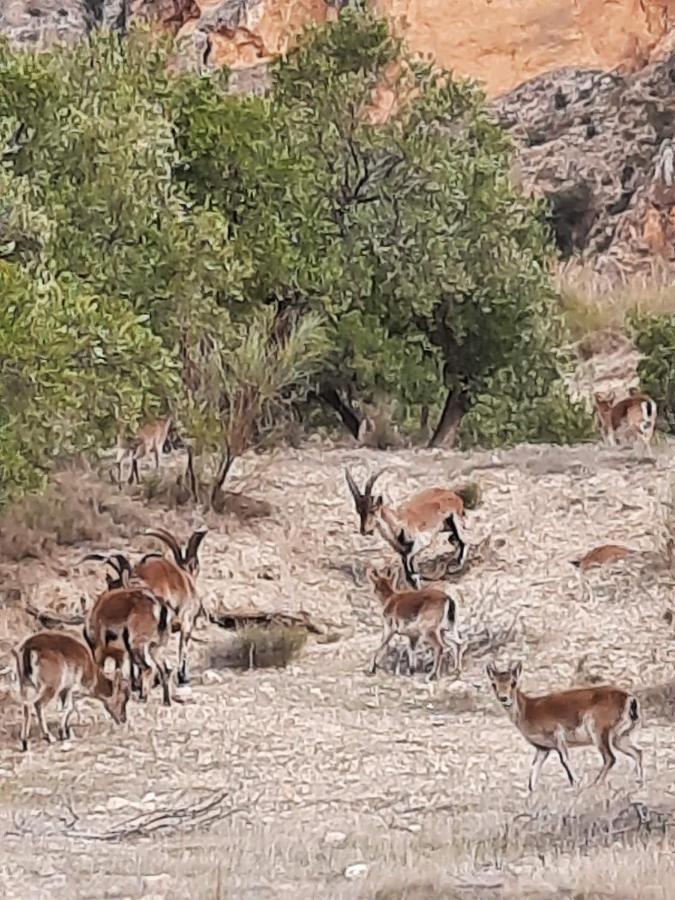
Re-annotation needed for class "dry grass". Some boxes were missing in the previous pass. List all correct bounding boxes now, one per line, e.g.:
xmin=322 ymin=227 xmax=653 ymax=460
xmin=0 ymin=467 xmax=151 ymax=562
xmin=208 ymin=624 xmax=309 ymax=670
xmin=0 ymin=439 xmax=675 ymax=898
xmin=558 ymin=261 xmax=675 ymax=341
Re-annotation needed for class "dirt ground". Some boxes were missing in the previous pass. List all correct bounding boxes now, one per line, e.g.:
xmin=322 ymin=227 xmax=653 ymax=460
xmin=1 ymin=439 xmax=675 ymax=900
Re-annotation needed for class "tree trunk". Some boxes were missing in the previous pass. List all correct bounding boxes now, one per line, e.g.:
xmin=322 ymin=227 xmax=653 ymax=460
xmin=428 ymin=388 xmax=465 ymax=449
xmin=318 ymin=385 xmax=362 ymax=438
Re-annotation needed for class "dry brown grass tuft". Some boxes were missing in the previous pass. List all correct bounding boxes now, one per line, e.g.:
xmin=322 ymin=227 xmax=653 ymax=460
xmin=0 ymin=468 xmax=151 ymax=562
xmin=208 ymin=624 xmax=308 ymax=670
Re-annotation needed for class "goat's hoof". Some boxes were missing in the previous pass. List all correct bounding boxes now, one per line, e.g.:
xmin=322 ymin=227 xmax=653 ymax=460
xmin=20 ymin=741 xmax=28 ymax=753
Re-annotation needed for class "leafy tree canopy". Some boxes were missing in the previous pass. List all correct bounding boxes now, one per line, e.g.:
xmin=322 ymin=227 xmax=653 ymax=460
xmin=0 ymin=11 xmax=591 ymax=506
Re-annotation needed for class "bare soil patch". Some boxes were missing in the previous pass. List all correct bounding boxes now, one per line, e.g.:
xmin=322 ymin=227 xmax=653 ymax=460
xmin=1 ymin=440 xmax=674 ymax=898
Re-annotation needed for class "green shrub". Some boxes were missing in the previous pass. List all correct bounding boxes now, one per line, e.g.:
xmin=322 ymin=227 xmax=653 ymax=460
xmin=630 ymin=312 xmax=675 ymax=433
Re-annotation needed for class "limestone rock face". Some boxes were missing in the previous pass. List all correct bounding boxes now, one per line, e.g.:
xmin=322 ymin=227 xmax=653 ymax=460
xmin=3 ymin=1 xmax=675 ymax=97
xmin=4 ymin=1 xmax=675 ymax=275
xmin=493 ymin=52 xmax=675 ymax=277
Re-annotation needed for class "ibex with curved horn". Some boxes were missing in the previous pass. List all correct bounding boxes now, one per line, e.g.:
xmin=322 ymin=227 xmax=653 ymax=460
xmin=83 ymin=527 xmax=208 ymax=685
xmin=345 ymin=467 xmax=470 ymax=588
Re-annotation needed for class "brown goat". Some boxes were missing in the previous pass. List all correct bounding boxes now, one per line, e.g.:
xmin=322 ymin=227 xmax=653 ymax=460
xmin=83 ymin=526 xmax=207 ymax=686
xmin=113 ymin=416 xmax=178 ymax=486
xmin=593 ymin=391 xmax=657 ymax=452
xmin=13 ymin=631 xmax=130 ymax=751
xmin=347 ymin=468 xmax=470 ymax=588
xmin=366 ymin=565 xmax=464 ymax=680
xmin=487 ymin=662 xmax=643 ymax=790
xmin=83 ymin=584 xmax=174 ymax=704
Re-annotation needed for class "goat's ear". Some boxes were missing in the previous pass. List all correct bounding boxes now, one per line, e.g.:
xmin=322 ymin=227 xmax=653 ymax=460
xmin=374 ymin=495 xmax=383 ymax=509
xmin=486 ymin=663 xmax=497 ymax=681
xmin=511 ymin=661 xmax=523 ymax=682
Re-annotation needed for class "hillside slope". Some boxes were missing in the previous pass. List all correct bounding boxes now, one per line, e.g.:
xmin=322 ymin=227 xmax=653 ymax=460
xmin=0 ymin=441 xmax=674 ymax=896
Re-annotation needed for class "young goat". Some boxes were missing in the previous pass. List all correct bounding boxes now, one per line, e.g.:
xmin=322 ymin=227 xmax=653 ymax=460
xmin=13 ymin=631 xmax=130 ymax=751
xmin=346 ymin=468 xmax=470 ymax=588
xmin=593 ymin=391 xmax=657 ymax=452
xmin=366 ymin=565 xmax=464 ymax=680
xmin=83 ymin=583 xmax=174 ymax=705
xmin=85 ymin=526 xmax=207 ymax=686
xmin=486 ymin=662 xmax=643 ymax=791
xmin=113 ymin=416 xmax=179 ymax=486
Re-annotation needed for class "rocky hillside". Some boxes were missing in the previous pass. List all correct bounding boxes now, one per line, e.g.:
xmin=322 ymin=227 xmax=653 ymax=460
xmin=4 ymin=1 xmax=675 ymax=95
xmin=494 ymin=56 xmax=675 ymax=279
xmin=3 ymin=0 xmax=675 ymax=276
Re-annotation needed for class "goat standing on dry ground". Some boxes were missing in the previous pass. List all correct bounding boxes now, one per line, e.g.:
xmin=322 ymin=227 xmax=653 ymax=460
xmin=346 ymin=468 xmax=471 ymax=588
xmin=83 ymin=578 xmax=175 ymax=705
xmin=86 ymin=527 xmax=207 ymax=686
xmin=13 ymin=631 xmax=130 ymax=751
xmin=367 ymin=565 xmax=464 ymax=680
xmin=113 ymin=416 xmax=179 ymax=486
xmin=486 ymin=662 xmax=643 ymax=790
xmin=593 ymin=391 xmax=657 ymax=453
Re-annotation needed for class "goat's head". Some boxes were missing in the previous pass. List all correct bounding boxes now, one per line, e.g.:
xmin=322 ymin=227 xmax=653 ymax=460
xmin=365 ymin=563 xmax=398 ymax=596
xmin=486 ymin=661 xmax=522 ymax=709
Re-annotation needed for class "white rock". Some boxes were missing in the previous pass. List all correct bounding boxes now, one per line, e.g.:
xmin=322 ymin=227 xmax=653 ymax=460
xmin=324 ymin=830 xmax=347 ymax=846
xmin=107 ymin=796 xmax=128 ymax=811
xmin=344 ymin=863 xmax=368 ymax=880
xmin=174 ymin=685 xmax=192 ymax=700
xmin=201 ymin=669 xmax=224 ymax=685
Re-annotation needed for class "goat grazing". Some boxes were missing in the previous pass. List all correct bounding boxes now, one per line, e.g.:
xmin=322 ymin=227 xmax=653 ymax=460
xmin=85 ymin=527 xmax=207 ymax=686
xmin=83 ymin=583 xmax=174 ymax=705
xmin=13 ymin=631 xmax=130 ymax=751
xmin=486 ymin=662 xmax=643 ymax=790
xmin=366 ymin=565 xmax=464 ymax=680
xmin=346 ymin=468 xmax=471 ymax=588
xmin=593 ymin=391 xmax=657 ymax=452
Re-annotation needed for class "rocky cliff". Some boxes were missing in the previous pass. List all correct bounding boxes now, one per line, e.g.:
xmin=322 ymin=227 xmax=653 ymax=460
xmin=4 ymin=1 xmax=675 ymax=96
xmin=493 ymin=54 xmax=675 ymax=278
xmin=3 ymin=0 xmax=675 ymax=275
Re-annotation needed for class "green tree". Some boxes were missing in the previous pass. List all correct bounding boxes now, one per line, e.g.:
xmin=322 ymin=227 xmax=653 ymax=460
xmin=0 ymin=262 xmax=177 ymax=503
xmin=271 ymin=10 xmax=590 ymax=446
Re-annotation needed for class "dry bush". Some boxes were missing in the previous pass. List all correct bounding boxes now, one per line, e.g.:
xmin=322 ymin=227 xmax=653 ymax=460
xmin=208 ymin=625 xmax=308 ymax=670
xmin=0 ymin=468 xmax=151 ymax=561
xmin=140 ymin=455 xmax=274 ymax=522
xmin=454 ymin=480 xmax=481 ymax=510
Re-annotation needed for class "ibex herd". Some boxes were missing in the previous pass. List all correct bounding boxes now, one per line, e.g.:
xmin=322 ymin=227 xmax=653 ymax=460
xmin=12 ymin=387 xmax=655 ymax=791
xmin=14 ymin=526 xmax=207 ymax=751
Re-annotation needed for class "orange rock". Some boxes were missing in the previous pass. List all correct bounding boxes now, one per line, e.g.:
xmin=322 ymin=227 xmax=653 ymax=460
xmin=167 ymin=0 xmax=675 ymax=95
xmin=643 ymin=206 xmax=667 ymax=256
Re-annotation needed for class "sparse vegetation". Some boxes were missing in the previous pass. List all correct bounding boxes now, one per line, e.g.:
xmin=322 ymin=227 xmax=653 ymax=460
xmin=0 ymin=468 xmax=150 ymax=561
xmin=209 ymin=625 xmax=308 ymax=670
